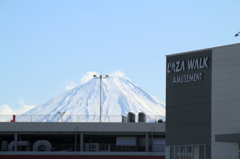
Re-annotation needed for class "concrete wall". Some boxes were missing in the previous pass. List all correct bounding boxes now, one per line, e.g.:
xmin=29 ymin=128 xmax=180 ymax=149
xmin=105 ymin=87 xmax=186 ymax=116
xmin=211 ymin=43 xmax=240 ymax=159
xmin=0 ymin=122 xmax=165 ymax=133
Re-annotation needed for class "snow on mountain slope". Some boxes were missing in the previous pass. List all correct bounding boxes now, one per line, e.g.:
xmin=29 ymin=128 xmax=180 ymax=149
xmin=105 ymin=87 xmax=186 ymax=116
xmin=17 ymin=75 xmax=165 ymax=122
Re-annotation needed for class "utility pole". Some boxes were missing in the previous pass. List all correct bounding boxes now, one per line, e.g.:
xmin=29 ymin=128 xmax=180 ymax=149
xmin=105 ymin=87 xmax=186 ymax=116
xmin=58 ymin=112 xmax=65 ymax=122
xmin=93 ymin=74 xmax=109 ymax=122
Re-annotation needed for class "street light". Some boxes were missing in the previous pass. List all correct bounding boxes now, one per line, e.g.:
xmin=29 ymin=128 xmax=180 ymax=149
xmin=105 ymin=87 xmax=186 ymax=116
xmin=93 ymin=74 xmax=109 ymax=122
xmin=58 ymin=112 xmax=65 ymax=122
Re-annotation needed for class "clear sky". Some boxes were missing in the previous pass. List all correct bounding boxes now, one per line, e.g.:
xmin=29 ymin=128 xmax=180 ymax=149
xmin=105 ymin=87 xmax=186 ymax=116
xmin=1 ymin=0 xmax=240 ymax=115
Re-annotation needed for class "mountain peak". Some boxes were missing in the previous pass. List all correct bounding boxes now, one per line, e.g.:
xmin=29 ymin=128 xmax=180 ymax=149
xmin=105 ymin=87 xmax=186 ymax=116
xmin=18 ymin=74 xmax=165 ymax=122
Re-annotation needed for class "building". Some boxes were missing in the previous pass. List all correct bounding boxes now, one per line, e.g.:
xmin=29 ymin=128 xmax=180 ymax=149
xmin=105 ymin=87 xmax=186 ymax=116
xmin=165 ymin=43 xmax=240 ymax=159
xmin=0 ymin=118 xmax=165 ymax=159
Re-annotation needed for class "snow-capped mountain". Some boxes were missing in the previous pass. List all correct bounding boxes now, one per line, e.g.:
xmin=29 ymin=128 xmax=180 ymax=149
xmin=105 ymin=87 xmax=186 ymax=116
xmin=17 ymin=75 xmax=165 ymax=122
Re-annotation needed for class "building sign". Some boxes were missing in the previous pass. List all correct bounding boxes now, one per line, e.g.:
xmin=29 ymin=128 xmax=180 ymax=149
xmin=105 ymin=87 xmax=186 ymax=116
xmin=167 ymin=57 xmax=209 ymax=84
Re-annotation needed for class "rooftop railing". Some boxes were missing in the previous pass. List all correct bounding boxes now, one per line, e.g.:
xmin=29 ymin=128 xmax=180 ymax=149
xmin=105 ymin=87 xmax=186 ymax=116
xmin=0 ymin=115 xmax=165 ymax=123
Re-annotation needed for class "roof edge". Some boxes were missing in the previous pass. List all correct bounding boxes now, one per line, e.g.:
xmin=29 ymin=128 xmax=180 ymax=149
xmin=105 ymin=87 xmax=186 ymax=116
xmin=166 ymin=42 xmax=240 ymax=57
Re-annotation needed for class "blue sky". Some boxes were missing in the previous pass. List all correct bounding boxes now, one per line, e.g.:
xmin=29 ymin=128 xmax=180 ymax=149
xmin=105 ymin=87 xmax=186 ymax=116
xmin=1 ymin=0 xmax=240 ymax=114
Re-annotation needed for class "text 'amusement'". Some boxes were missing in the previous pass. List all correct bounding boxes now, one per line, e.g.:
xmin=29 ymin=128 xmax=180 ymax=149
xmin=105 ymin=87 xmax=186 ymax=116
xmin=167 ymin=57 xmax=209 ymax=84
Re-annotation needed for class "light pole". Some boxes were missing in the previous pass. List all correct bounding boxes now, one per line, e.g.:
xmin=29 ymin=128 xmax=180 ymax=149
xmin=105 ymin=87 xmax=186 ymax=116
xmin=58 ymin=112 xmax=65 ymax=122
xmin=93 ymin=74 xmax=109 ymax=122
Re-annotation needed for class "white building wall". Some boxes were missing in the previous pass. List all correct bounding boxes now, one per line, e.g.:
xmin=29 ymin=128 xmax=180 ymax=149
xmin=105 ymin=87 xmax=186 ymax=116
xmin=212 ymin=44 xmax=240 ymax=159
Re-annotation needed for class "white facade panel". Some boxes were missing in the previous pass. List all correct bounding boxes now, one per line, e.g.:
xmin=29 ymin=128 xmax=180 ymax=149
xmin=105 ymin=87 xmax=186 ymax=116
xmin=211 ymin=74 xmax=230 ymax=83
xmin=212 ymin=93 xmax=230 ymax=102
xmin=212 ymin=44 xmax=240 ymax=159
xmin=229 ymin=49 xmax=240 ymax=57
xmin=211 ymin=114 xmax=229 ymax=123
xmin=212 ymin=53 xmax=229 ymax=62
xmin=229 ymin=128 xmax=240 ymax=134
xmin=211 ymin=142 xmax=230 ymax=151
xmin=211 ymin=101 xmax=229 ymax=109
xmin=229 ymin=44 xmax=240 ymax=52
xmin=211 ymin=143 xmax=238 ymax=159
xmin=212 ymin=67 xmax=230 ymax=75
xmin=229 ymin=85 xmax=240 ymax=93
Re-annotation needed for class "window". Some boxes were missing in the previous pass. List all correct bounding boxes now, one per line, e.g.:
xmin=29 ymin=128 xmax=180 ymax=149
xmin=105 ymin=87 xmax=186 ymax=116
xmin=166 ymin=144 xmax=211 ymax=159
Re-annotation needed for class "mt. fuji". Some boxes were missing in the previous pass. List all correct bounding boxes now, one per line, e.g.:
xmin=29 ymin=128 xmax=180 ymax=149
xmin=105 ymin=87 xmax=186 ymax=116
xmin=18 ymin=73 xmax=165 ymax=122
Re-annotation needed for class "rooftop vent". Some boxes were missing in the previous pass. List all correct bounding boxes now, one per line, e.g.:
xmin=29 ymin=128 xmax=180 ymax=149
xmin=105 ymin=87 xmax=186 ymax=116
xmin=138 ymin=112 xmax=146 ymax=122
xmin=127 ymin=112 xmax=135 ymax=122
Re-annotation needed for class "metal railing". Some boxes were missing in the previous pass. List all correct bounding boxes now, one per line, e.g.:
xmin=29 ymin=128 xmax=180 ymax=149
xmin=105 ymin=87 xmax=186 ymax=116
xmin=0 ymin=115 xmax=165 ymax=123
